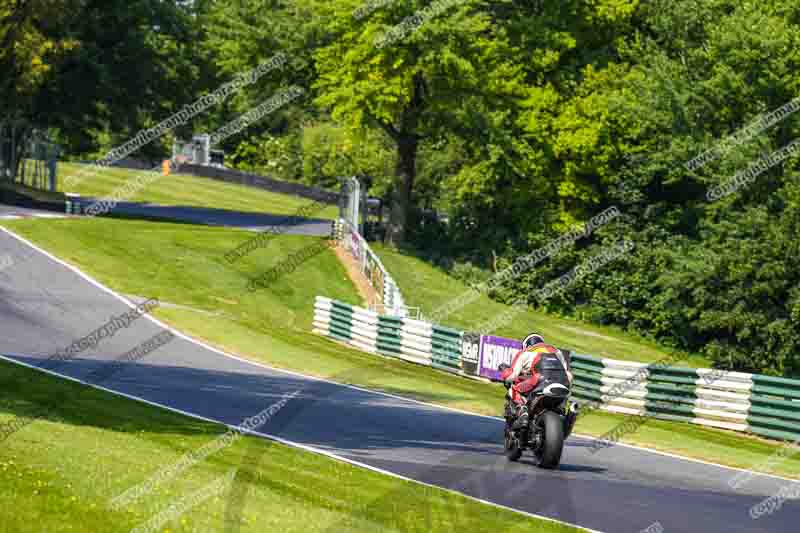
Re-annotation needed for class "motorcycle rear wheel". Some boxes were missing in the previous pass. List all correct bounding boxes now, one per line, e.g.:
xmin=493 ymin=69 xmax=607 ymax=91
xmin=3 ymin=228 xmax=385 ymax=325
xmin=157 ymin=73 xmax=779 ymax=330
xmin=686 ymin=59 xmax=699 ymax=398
xmin=533 ymin=411 xmax=565 ymax=469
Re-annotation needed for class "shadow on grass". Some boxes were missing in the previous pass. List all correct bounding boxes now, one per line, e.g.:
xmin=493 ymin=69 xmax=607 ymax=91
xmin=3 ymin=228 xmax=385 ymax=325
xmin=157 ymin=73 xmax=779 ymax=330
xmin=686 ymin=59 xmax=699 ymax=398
xmin=0 ymin=359 xmax=222 ymax=439
xmin=76 ymin=200 xmax=332 ymax=234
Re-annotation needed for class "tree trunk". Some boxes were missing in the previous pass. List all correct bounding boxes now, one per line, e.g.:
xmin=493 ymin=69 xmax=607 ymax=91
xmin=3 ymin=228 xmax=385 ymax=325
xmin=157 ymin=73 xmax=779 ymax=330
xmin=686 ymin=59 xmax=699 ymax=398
xmin=375 ymin=72 xmax=425 ymax=246
xmin=387 ymin=134 xmax=417 ymax=245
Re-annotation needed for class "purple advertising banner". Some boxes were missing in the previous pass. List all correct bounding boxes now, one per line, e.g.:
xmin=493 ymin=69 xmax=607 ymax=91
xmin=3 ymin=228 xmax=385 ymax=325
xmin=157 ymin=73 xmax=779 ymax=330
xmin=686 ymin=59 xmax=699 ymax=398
xmin=479 ymin=335 xmax=523 ymax=381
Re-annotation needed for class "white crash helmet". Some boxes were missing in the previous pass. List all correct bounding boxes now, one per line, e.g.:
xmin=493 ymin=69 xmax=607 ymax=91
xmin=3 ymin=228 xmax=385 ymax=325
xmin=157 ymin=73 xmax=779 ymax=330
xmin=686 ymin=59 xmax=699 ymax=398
xmin=522 ymin=333 xmax=545 ymax=349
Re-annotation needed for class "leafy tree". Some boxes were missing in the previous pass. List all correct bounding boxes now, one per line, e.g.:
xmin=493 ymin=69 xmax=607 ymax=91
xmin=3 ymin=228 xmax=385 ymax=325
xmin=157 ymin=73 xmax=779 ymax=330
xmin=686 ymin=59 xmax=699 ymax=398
xmin=0 ymin=0 xmax=78 ymax=174
xmin=300 ymin=0 xmax=523 ymax=243
xmin=2 ymin=0 xmax=209 ymax=161
xmin=0 ymin=0 xmax=78 ymax=117
xmin=229 ymin=133 xmax=303 ymax=182
xmin=300 ymin=121 xmax=395 ymax=191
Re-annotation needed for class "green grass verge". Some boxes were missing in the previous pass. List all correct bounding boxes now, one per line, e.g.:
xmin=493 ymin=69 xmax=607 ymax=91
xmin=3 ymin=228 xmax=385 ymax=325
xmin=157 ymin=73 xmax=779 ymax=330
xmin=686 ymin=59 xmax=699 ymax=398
xmin=58 ymin=162 xmax=339 ymax=219
xmin=373 ymin=244 xmax=711 ymax=368
xmin=0 ymin=360 xmax=577 ymax=532
xmin=2 ymin=217 xmax=798 ymax=481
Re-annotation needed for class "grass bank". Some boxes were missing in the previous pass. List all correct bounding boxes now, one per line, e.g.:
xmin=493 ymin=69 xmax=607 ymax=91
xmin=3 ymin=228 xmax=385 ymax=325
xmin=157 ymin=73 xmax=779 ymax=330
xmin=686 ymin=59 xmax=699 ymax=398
xmin=374 ymin=244 xmax=711 ymax=368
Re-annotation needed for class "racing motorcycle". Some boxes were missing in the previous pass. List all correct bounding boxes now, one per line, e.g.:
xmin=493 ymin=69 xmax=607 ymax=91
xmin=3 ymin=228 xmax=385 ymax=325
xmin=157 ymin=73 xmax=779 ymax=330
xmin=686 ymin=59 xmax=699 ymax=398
xmin=497 ymin=352 xmax=578 ymax=469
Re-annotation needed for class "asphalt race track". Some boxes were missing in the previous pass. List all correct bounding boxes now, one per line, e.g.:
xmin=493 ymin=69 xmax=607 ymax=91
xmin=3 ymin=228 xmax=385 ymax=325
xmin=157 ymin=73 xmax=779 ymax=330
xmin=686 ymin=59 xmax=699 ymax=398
xmin=71 ymin=198 xmax=334 ymax=235
xmin=0 ymin=227 xmax=796 ymax=533
xmin=0 ymin=200 xmax=332 ymax=235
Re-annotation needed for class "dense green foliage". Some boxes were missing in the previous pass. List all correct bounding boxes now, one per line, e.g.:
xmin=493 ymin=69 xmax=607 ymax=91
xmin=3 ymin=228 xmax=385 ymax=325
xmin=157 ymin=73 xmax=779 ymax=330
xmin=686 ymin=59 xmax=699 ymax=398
xmin=1 ymin=0 xmax=208 ymax=159
xmin=5 ymin=0 xmax=798 ymax=375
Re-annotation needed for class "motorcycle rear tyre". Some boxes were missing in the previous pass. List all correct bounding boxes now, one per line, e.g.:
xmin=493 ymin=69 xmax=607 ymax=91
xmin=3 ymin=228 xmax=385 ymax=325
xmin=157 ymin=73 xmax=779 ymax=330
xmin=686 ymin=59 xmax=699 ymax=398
xmin=534 ymin=411 xmax=564 ymax=469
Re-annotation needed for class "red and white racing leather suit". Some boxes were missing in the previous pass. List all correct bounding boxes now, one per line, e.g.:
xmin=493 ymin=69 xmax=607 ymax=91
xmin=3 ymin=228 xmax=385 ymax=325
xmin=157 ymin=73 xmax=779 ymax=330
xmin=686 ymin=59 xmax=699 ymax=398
xmin=500 ymin=343 xmax=573 ymax=406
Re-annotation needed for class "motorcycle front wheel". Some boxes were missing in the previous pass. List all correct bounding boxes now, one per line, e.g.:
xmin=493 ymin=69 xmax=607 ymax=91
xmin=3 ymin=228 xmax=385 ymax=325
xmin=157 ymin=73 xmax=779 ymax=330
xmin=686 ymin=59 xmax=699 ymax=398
xmin=533 ymin=410 xmax=565 ymax=469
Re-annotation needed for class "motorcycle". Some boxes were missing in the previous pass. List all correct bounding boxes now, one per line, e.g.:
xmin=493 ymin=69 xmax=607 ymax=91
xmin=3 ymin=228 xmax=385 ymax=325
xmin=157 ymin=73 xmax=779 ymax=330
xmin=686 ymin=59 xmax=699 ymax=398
xmin=497 ymin=353 xmax=578 ymax=469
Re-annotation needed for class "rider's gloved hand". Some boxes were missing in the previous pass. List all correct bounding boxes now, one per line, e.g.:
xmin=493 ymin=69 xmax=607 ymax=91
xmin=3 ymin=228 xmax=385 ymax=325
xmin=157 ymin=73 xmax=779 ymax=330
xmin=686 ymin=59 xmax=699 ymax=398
xmin=498 ymin=363 xmax=513 ymax=387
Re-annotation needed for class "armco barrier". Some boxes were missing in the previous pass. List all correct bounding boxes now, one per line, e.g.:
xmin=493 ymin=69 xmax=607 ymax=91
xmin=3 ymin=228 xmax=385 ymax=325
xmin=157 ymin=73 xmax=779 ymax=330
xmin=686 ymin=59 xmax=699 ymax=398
xmin=312 ymin=296 xmax=800 ymax=442
xmin=313 ymin=296 xmax=469 ymax=377
xmin=748 ymin=374 xmax=800 ymax=441
xmin=571 ymin=354 xmax=800 ymax=441
xmin=333 ymin=219 xmax=406 ymax=316
xmin=314 ymin=297 xmax=800 ymax=440
xmin=570 ymin=354 xmax=753 ymax=432
xmin=65 ymin=193 xmax=83 ymax=215
xmin=431 ymin=325 xmax=463 ymax=373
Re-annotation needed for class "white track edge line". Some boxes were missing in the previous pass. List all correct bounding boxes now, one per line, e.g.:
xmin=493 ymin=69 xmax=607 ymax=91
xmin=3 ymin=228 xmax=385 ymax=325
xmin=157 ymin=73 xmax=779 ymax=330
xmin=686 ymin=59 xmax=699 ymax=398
xmin=1 ymin=225 xmax=796 ymax=486
xmin=0 ymin=353 xmax=596 ymax=533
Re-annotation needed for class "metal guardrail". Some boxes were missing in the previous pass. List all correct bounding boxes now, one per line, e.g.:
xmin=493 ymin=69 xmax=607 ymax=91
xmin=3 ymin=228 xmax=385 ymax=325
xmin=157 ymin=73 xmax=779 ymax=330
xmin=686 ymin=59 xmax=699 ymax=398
xmin=313 ymin=296 xmax=800 ymax=443
xmin=334 ymin=218 xmax=407 ymax=316
xmin=313 ymin=296 xmax=469 ymax=377
xmin=554 ymin=353 xmax=800 ymax=442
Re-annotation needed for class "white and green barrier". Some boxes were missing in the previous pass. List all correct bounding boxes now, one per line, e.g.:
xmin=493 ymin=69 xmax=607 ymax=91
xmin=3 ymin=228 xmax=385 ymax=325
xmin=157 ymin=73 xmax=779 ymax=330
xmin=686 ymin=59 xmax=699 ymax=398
xmin=748 ymin=374 xmax=800 ymax=441
xmin=570 ymin=354 xmax=800 ymax=442
xmin=571 ymin=355 xmax=752 ymax=432
xmin=312 ymin=296 xmax=800 ymax=442
xmin=65 ymin=193 xmax=84 ymax=215
xmin=313 ymin=296 xmax=467 ymax=376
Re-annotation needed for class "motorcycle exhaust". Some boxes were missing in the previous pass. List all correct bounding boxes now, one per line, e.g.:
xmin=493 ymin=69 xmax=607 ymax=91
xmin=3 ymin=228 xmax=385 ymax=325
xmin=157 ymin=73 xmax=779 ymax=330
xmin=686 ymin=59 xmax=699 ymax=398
xmin=564 ymin=401 xmax=579 ymax=438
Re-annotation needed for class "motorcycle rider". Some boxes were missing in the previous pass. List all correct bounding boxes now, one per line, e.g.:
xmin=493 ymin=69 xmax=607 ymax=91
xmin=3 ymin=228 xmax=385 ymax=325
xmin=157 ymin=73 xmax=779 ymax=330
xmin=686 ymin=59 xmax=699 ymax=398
xmin=500 ymin=333 xmax=573 ymax=430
